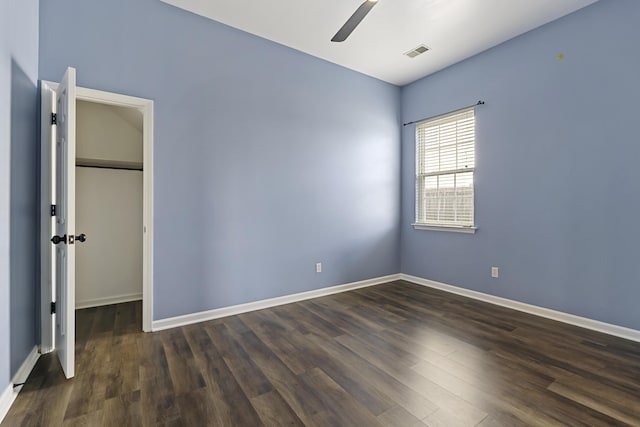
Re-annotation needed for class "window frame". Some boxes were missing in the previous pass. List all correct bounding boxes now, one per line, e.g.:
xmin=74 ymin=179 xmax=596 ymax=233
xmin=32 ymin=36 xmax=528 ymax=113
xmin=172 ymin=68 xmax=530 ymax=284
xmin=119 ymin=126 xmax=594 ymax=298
xmin=413 ymin=107 xmax=477 ymax=233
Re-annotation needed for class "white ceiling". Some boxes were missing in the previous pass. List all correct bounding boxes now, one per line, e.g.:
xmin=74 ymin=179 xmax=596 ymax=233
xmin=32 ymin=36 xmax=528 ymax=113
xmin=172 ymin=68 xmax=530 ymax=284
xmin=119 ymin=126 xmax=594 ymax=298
xmin=160 ymin=0 xmax=598 ymax=86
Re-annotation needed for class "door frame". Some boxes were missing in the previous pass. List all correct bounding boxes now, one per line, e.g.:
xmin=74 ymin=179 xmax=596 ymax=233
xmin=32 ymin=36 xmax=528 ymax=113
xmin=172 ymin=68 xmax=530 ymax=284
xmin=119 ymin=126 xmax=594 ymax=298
xmin=40 ymin=81 xmax=154 ymax=352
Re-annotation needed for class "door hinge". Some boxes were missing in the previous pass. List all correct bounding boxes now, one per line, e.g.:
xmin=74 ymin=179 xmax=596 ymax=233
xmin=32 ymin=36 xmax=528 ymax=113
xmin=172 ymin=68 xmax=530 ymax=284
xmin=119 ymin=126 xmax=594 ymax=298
xmin=50 ymin=204 xmax=56 ymax=216
xmin=51 ymin=113 xmax=57 ymax=125
xmin=50 ymin=301 xmax=56 ymax=314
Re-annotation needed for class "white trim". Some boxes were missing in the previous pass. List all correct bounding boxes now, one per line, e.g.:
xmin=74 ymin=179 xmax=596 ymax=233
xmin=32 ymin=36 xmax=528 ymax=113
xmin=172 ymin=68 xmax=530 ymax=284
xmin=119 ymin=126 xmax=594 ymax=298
xmin=40 ymin=80 xmax=154 ymax=336
xmin=412 ymin=224 xmax=477 ymax=234
xmin=39 ymin=82 xmax=55 ymax=353
xmin=400 ymin=274 xmax=640 ymax=343
xmin=152 ymin=274 xmax=401 ymax=331
xmin=42 ymin=81 xmax=152 ymax=109
xmin=141 ymin=98 xmax=154 ymax=333
xmin=0 ymin=346 xmax=39 ymax=423
xmin=0 ymin=386 xmax=12 ymax=425
xmin=76 ymin=293 xmax=143 ymax=309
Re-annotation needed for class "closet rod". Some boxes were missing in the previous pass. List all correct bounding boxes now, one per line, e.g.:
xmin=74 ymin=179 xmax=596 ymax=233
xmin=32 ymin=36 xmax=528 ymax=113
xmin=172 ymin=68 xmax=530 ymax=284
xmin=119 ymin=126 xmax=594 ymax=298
xmin=403 ymin=100 xmax=485 ymax=127
xmin=76 ymin=164 xmax=143 ymax=172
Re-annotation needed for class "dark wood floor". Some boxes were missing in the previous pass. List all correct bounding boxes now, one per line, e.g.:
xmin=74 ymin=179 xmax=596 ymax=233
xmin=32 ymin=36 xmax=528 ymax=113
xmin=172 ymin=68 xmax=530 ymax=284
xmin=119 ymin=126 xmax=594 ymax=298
xmin=3 ymin=280 xmax=640 ymax=426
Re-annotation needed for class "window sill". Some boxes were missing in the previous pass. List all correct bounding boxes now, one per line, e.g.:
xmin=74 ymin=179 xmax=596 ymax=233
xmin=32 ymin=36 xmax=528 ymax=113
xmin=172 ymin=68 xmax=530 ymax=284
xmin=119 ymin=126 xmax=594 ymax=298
xmin=412 ymin=224 xmax=477 ymax=234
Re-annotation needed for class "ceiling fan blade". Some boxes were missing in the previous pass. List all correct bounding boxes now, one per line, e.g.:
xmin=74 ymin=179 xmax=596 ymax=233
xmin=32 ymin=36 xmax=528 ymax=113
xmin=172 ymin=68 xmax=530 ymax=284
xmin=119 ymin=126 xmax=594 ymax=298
xmin=331 ymin=0 xmax=378 ymax=43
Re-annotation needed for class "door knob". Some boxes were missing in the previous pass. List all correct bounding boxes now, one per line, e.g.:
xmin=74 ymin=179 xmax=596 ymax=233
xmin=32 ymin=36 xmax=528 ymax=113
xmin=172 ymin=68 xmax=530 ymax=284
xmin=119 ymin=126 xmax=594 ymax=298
xmin=51 ymin=234 xmax=67 ymax=244
xmin=51 ymin=234 xmax=86 ymax=244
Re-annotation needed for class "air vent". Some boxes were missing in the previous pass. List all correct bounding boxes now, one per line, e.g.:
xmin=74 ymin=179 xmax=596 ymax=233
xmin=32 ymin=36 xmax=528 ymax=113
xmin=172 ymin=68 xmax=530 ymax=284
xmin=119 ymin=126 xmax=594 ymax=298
xmin=404 ymin=44 xmax=430 ymax=58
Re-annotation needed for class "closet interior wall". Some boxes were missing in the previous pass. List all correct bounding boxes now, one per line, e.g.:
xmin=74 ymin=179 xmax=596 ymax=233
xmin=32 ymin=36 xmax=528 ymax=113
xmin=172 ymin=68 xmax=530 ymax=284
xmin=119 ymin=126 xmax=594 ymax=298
xmin=75 ymin=100 xmax=143 ymax=309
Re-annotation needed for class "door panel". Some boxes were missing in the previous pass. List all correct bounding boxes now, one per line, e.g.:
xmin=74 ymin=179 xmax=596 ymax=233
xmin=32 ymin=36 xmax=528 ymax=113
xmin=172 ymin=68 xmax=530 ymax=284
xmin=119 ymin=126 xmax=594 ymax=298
xmin=54 ymin=67 xmax=77 ymax=379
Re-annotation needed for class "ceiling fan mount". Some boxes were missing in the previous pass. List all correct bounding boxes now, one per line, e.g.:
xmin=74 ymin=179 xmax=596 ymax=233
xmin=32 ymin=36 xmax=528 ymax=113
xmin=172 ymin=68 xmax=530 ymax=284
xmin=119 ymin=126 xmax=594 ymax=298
xmin=331 ymin=0 xmax=379 ymax=43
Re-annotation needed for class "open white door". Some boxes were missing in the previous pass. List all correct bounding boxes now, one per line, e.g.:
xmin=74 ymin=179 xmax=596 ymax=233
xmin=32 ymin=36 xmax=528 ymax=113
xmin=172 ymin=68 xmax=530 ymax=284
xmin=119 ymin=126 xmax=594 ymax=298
xmin=40 ymin=82 xmax=55 ymax=354
xmin=52 ymin=67 xmax=77 ymax=379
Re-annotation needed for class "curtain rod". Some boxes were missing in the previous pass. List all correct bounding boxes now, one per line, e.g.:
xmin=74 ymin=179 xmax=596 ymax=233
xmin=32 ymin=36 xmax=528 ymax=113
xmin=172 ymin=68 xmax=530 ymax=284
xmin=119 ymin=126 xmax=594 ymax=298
xmin=403 ymin=100 xmax=485 ymax=127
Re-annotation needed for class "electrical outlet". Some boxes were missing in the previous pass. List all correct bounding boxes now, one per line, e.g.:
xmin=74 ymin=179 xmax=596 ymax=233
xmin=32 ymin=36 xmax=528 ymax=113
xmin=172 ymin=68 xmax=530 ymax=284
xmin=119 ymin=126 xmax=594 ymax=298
xmin=316 ymin=262 xmax=322 ymax=273
xmin=491 ymin=267 xmax=499 ymax=278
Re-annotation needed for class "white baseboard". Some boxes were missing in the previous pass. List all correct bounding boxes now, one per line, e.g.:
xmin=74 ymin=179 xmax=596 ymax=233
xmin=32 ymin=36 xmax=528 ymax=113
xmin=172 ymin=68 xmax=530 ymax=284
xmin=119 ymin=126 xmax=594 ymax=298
xmin=152 ymin=274 xmax=401 ymax=331
xmin=151 ymin=272 xmax=640 ymax=342
xmin=0 ymin=346 xmax=40 ymax=423
xmin=76 ymin=292 xmax=142 ymax=309
xmin=400 ymin=273 xmax=640 ymax=343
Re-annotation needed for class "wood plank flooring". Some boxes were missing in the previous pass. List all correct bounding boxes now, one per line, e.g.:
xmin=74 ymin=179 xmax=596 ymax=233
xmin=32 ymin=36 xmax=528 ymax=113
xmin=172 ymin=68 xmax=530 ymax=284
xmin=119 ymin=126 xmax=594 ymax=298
xmin=3 ymin=280 xmax=640 ymax=426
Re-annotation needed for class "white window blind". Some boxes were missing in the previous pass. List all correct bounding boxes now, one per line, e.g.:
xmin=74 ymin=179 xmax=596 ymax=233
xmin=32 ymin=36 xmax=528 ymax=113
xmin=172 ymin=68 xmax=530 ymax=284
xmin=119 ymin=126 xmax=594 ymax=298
xmin=415 ymin=108 xmax=475 ymax=228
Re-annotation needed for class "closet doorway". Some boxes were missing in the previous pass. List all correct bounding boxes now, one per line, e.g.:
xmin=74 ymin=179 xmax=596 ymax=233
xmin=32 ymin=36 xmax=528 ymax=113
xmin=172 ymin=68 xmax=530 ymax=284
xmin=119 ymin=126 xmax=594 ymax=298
xmin=75 ymin=100 xmax=144 ymax=310
xmin=40 ymin=80 xmax=154 ymax=373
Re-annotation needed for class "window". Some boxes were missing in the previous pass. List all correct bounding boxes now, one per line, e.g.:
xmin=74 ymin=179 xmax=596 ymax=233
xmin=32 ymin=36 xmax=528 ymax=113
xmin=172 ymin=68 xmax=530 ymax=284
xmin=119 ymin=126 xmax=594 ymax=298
xmin=415 ymin=108 xmax=476 ymax=231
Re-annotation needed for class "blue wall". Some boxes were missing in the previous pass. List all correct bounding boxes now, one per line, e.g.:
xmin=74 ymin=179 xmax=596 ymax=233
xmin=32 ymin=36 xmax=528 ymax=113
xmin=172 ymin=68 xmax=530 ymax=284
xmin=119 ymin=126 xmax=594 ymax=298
xmin=400 ymin=0 xmax=640 ymax=330
xmin=1 ymin=0 xmax=39 ymax=390
xmin=39 ymin=0 xmax=401 ymax=319
xmin=9 ymin=60 xmax=39 ymax=376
